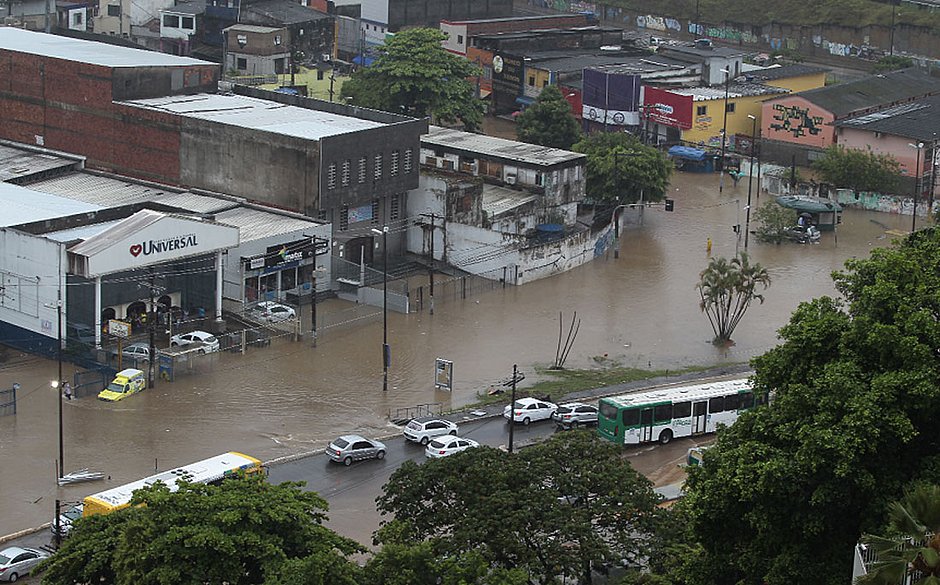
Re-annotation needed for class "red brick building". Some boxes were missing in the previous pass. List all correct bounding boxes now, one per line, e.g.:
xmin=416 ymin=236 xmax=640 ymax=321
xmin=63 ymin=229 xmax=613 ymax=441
xmin=440 ymin=14 xmax=592 ymax=55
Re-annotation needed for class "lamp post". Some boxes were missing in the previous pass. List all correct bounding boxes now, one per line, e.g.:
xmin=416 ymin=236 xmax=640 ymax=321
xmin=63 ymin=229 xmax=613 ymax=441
xmin=890 ymin=1 xmax=899 ymax=56
xmin=745 ymin=114 xmax=757 ymax=248
xmin=910 ymin=142 xmax=925 ymax=232
xmin=45 ymin=251 xmax=64 ymax=480
xmin=371 ymin=226 xmax=389 ymax=392
xmin=718 ymin=68 xmax=731 ymax=194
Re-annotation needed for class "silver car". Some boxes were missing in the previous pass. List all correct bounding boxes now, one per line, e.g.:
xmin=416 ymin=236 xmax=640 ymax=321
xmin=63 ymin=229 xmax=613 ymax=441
xmin=552 ymin=402 xmax=599 ymax=429
xmin=0 ymin=546 xmax=50 ymax=582
xmin=327 ymin=434 xmax=387 ymax=466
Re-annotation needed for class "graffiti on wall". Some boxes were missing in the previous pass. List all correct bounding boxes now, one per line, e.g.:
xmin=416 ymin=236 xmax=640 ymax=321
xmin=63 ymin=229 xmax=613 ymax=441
xmin=636 ymin=15 xmax=680 ymax=31
xmin=768 ymin=103 xmax=824 ymax=138
xmin=686 ymin=22 xmax=759 ymax=44
xmin=836 ymin=189 xmax=938 ymax=217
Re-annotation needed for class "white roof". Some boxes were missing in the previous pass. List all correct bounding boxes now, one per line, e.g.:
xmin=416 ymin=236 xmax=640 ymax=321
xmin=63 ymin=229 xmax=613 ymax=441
xmin=0 ymin=182 xmax=102 ymax=228
xmin=482 ymin=185 xmax=538 ymax=219
xmin=123 ymin=93 xmax=385 ymax=140
xmin=423 ymin=125 xmax=585 ymax=167
xmin=45 ymin=220 xmax=123 ymax=243
xmin=0 ymin=28 xmax=214 ymax=68
xmin=605 ymin=378 xmax=752 ymax=408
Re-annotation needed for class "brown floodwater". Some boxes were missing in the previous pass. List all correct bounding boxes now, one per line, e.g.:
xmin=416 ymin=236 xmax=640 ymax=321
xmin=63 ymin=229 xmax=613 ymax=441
xmin=0 ymin=170 xmax=912 ymax=536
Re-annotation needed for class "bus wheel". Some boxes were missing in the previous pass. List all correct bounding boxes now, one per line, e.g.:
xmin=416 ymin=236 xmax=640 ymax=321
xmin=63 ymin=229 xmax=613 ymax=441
xmin=659 ymin=430 xmax=673 ymax=445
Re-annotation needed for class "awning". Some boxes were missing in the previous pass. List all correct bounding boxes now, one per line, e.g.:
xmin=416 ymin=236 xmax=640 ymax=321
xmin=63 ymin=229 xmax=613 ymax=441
xmin=668 ymin=146 xmax=708 ymax=161
xmin=352 ymin=55 xmax=375 ymax=67
xmin=515 ymin=95 xmax=535 ymax=106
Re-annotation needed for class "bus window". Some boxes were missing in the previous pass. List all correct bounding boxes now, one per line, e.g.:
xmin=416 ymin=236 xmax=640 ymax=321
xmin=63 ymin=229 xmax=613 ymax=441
xmin=599 ymin=401 xmax=619 ymax=420
xmin=673 ymin=401 xmax=691 ymax=418
xmin=653 ymin=403 xmax=672 ymax=423
xmin=709 ymin=396 xmax=725 ymax=413
xmin=740 ymin=392 xmax=754 ymax=409
xmin=640 ymin=408 xmax=653 ymax=425
xmin=725 ymin=393 xmax=741 ymax=411
xmin=622 ymin=408 xmax=640 ymax=427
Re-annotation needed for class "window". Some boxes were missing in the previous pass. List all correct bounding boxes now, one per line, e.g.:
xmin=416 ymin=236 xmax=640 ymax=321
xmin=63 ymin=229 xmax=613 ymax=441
xmin=274 ymin=34 xmax=282 ymax=45
xmin=352 ymin=441 xmax=371 ymax=450
xmin=390 ymin=150 xmax=399 ymax=177
xmin=72 ymin=12 xmax=83 ymax=25
xmin=181 ymin=16 xmax=193 ymax=28
xmin=653 ymin=403 xmax=673 ymax=423
xmin=107 ymin=4 xmax=120 ymax=16
xmin=371 ymin=199 xmax=379 ymax=224
xmin=358 ymin=157 xmax=367 ymax=183
xmin=528 ymin=76 xmax=535 ymax=86
xmin=403 ymin=149 xmax=413 ymax=174
xmin=724 ymin=393 xmax=741 ymax=411
xmin=390 ymin=194 xmax=400 ymax=221
xmin=374 ymin=154 xmax=383 ymax=181
xmin=163 ymin=14 xmax=179 ymax=27
xmin=622 ymin=408 xmax=640 ymax=426
xmin=696 ymin=105 xmax=707 ymax=116
xmin=327 ymin=163 xmax=336 ymax=189
xmin=725 ymin=102 xmax=735 ymax=113
xmin=542 ymin=79 xmax=548 ymax=88
xmin=457 ymin=34 xmax=464 ymax=44
xmin=535 ymin=172 xmax=543 ymax=186
xmin=740 ymin=392 xmax=755 ymax=409
xmin=709 ymin=396 xmax=725 ymax=413
xmin=673 ymin=401 xmax=691 ymax=418
xmin=341 ymin=159 xmax=350 ymax=186
xmin=339 ymin=206 xmax=349 ymax=231
xmin=236 ymin=57 xmax=247 ymax=70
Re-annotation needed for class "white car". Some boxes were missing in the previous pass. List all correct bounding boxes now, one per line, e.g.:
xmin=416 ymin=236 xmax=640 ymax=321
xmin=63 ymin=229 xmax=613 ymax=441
xmin=0 ymin=546 xmax=50 ymax=582
xmin=503 ymin=397 xmax=558 ymax=425
xmin=425 ymin=436 xmax=480 ymax=459
xmin=250 ymin=301 xmax=296 ymax=323
xmin=169 ymin=330 xmax=220 ymax=353
xmin=403 ymin=417 xmax=459 ymax=445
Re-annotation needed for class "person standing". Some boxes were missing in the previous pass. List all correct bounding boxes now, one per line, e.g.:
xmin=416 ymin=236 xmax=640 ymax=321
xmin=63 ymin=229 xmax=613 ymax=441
xmin=63 ymin=381 xmax=72 ymax=401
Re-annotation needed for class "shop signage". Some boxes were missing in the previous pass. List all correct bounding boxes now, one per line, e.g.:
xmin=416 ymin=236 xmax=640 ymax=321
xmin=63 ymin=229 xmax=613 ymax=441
xmin=109 ymin=319 xmax=130 ymax=338
xmin=129 ymin=233 xmax=198 ymax=258
xmin=265 ymin=238 xmax=316 ymax=268
xmin=243 ymin=256 xmax=265 ymax=270
xmin=643 ymin=87 xmax=693 ymax=130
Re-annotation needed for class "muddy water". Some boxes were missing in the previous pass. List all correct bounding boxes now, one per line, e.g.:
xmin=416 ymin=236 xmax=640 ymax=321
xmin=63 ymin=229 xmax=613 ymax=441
xmin=0 ymin=171 xmax=912 ymax=536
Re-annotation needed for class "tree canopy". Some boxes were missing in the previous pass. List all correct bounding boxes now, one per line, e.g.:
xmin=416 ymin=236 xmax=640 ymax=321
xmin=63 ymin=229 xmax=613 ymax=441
xmin=39 ymin=474 xmax=362 ymax=585
xmin=812 ymin=145 xmax=901 ymax=194
xmin=681 ymin=227 xmax=940 ymax=585
xmin=753 ymin=200 xmax=799 ymax=244
xmin=339 ymin=28 xmax=485 ymax=131
xmin=375 ymin=431 xmax=662 ymax=584
xmin=515 ymin=84 xmax=582 ymax=149
xmin=572 ymin=132 xmax=673 ymax=203
xmin=697 ymin=252 xmax=770 ymax=345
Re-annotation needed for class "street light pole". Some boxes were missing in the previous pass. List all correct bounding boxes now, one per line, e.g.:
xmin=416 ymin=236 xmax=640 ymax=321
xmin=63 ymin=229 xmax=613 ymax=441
xmin=371 ymin=226 xmax=389 ymax=392
xmin=910 ymin=142 xmax=924 ymax=232
xmin=745 ymin=114 xmax=757 ymax=249
xmin=719 ymin=68 xmax=731 ymax=194
xmin=55 ymin=287 xmax=63 ymax=480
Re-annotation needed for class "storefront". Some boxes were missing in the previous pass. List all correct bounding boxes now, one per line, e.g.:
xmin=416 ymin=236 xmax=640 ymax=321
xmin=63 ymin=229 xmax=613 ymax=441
xmin=241 ymin=237 xmax=329 ymax=303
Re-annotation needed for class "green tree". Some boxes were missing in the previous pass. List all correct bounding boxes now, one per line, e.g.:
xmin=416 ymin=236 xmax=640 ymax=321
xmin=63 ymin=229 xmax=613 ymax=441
xmin=572 ymin=132 xmax=673 ymax=203
xmin=696 ymin=252 xmax=770 ymax=345
xmin=375 ymin=432 xmax=661 ymax=584
xmin=515 ymin=84 xmax=582 ymax=149
xmin=684 ymin=227 xmax=940 ymax=585
xmin=39 ymin=474 xmax=362 ymax=585
xmin=812 ymin=145 xmax=901 ymax=193
xmin=753 ymin=200 xmax=798 ymax=244
xmin=872 ymin=55 xmax=914 ymax=73
xmin=339 ymin=28 xmax=485 ymax=131
xmin=859 ymin=483 xmax=940 ymax=585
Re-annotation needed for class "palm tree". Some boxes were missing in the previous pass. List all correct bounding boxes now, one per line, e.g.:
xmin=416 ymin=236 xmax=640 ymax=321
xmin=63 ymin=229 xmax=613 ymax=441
xmin=859 ymin=484 xmax=940 ymax=585
xmin=697 ymin=252 xmax=770 ymax=345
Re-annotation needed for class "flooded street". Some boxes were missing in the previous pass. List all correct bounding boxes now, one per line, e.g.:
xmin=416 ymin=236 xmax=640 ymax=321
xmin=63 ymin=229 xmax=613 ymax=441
xmin=0 ymin=169 xmax=913 ymax=537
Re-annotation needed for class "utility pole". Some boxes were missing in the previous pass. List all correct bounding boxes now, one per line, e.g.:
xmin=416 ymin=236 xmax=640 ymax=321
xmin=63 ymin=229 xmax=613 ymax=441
xmin=148 ymin=268 xmax=156 ymax=388
xmin=503 ymin=365 xmax=525 ymax=454
xmin=55 ymin=260 xmax=63 ymax=480
xmin=718 ymin=68 xmax=731 ymax=194
xmin=418 ymin=212 xmax=441 ymax=314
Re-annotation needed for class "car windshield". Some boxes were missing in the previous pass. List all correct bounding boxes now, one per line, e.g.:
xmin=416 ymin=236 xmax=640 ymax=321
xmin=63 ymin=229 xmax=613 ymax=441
xmin=63 ymin=507 xmax=83 ymax=520
xmin=332 ymin=438 xmax=349 ymax=449
xmin=204 ymin=335 xmax=217 ymax=343
xmin=0 ymin=552 xmax=10 ymax=564
xmin=407 ymin=421 xmax=421 ymax=430
xmin=106 ymin=382 xmax=127 ymax=393
xmin=428 ymin=440 xmax=447 ymax=449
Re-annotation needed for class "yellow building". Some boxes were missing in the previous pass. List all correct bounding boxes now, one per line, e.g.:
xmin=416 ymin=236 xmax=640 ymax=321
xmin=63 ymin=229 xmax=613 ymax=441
xmin=674 ymin=83 xmax=789 ymax=148
xmin=744 ymin=64 xmax=828 ymax=94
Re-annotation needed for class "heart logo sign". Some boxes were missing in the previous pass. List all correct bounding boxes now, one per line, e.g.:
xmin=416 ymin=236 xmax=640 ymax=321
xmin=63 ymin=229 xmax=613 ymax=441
xmin=130 ymin=244 xmax=143 ymax=257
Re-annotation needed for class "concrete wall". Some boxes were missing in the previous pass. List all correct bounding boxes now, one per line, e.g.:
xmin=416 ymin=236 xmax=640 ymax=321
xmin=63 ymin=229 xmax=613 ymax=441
xmin=761 ymin=96 xmax=835 ymax=149
xmin=0 ymin=229 xmax=65 ymax=351
xmin=388 ymin=0 xmax=512 ymax=31
xmin=838 ymin=127 xmax=933 ymax=181
xmin=762 ymin=72 xmax=827 ymax=94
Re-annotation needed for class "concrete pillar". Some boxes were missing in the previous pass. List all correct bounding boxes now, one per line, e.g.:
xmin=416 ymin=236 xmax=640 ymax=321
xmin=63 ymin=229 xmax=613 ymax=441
xmin=215 ymin=251 xmax=224 ymax=322
xmin=94 ymin=276 xmax=102 ymax=349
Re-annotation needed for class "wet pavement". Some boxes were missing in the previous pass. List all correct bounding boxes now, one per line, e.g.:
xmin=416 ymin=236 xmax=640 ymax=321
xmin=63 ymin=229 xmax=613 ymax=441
xmin=0 ymin=168 xmax=914 ymax=539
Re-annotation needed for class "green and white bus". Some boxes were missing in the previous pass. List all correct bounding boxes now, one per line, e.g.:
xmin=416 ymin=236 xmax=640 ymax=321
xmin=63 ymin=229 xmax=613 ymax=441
xmin=597 ymin=378 xmax=764 ymax=445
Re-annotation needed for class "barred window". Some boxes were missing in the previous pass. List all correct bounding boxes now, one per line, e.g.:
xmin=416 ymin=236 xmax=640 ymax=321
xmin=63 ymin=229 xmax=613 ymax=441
xmin=390 ymin=194 xmax=400 ymax=221
xmin=390 ymin=150 xmax=399 ymax=177
xmin=339 ymin=206 xmax=349 ymax=231
xmin=371 ymin=199 xmax=379 ymax=225
xmin=317 ymin=209 xmax=328 ymax=221
xmin=403 ymin=149 xmax=413 ymax=174
xmin=374 ymin=154 xmax=383 ymax=181
xmin=358 ymin=157 xmax=367 ymax=184
xmin=327 ymin=163 xmax=337 ymax=190
xmin=341 ymin=159 xmax=350 ymax=187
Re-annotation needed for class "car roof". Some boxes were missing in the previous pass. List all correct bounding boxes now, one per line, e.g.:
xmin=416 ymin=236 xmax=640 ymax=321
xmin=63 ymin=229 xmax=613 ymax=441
xmin=560 ymin=402 xmax=590 ymax=408
xmin=515 ymin=397 xmax=543 ymax=404
xmin=413 ymin=416 xmax=448 ymax=423
xmin=126 ymin=342 xmax=148 ymax=348
xmin=116 ymin=368 xmax=143 ymax=377
xmin=0 ymin=546 xmax=28 ymax=556
xmin=336 ymin=434 xmax=367 ymax=442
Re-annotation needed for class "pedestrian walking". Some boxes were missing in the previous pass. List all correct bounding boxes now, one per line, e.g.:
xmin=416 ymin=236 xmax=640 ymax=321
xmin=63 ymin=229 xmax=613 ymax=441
xmin=63 ymin=381 xmax=72 ymax=401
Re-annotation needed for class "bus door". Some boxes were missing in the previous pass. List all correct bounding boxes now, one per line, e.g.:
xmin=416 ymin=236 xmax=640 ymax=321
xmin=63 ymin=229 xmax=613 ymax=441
xmin=640 ymin=408 xmax=655 ymax=443
xmin=692 ymin=401 xmax=708 ymax=435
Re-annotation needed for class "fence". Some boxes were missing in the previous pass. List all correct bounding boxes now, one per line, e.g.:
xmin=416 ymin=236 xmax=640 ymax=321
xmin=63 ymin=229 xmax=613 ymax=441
xmin=73 ymin=367 xmax=117 ymax=399
xmin=0 ymin=383 xmax=17 ymax=416
xmin=409 ymin=270 xmax=511 ymax=313
xmin=388 ymin=402 xmax=443 ymax=425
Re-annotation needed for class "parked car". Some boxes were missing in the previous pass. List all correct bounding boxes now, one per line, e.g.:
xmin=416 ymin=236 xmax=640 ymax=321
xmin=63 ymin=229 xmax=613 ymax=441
xmin=170 ymin=330 xmax=220 ymax=353
xmin=121 ymin=342 xmax=152 ymax=362
xmin=0 ymin=546 xmax=50 ymax=582
xmin=503 ymin=397 xmax=558 ymax=425
xmin=425 ymin=436 xmax=480 ymax=459
xmin=97 ymin=368 xmax=147 ymax=402
xmin=249 ymin=301 xmax=296 ymax=323
xmin=552 ymin=402 xmax=599 ymax=429
xmin=783 ymin=224 xmax=821 ymax=244
xmin=327 ymin=435 xmax=386 ymax=466
xmin=403 ymin=417 xmax=459 ymax=445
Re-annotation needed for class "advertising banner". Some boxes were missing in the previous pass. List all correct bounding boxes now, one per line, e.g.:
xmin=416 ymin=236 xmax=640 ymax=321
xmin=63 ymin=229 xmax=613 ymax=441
xmin=265 ymin=238 xmax=317 ymax=268
xmin=581 ymin=69 xmax=642 ymax=127
xmin=643 ymin=86 xmax=693 ymax=130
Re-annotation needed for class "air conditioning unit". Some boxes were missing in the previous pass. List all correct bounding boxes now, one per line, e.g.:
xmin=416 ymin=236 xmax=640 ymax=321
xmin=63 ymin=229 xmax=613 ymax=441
xmin=321 ymin=53 xmax=331 ymax=62
xmin=505 ymin=174 xmax=517 ymax=185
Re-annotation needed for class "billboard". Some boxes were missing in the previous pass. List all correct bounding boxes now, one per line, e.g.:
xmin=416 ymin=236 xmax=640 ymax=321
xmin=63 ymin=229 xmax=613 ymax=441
xmin=581 ymin=69 xmax=641 ymax=127
xmin=643 ymin=86 xmax=693 ymax=130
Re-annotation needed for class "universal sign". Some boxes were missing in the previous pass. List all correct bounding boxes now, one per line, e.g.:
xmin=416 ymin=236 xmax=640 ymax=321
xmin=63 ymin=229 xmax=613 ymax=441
xmin=129 ymin=233 xmax=198 ymax=257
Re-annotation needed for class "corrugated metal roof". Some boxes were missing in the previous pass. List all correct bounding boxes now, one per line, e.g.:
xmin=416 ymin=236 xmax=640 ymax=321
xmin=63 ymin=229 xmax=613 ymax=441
xmin=423 ymin=126 xmax=584 ymax=168
xmin=25 ymin=173 xmax=236 ymax=213
xmin=45 ymin=219 xmax=122 ymax=243
xmin=834 ymin=94 xmax=940 ymax=141
xmin=0 ymin=28 xmax=214 ymax=68
xmin=69 ymin=210 xmax=165 ymax=256
xmin=671 ymin=82 xmax=787 ymax=101
xmin=123 ymin=93 xmax=384 ymax=141
xmin=0 ymin=182 xmax=102 ymax=228
xmin=213 ymin=207 xmax=320 ymax=242
xmin=482 ymin=185 xmax=538 ymax=218
xmin=0 ymin=144 xmax=83 ymax=182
